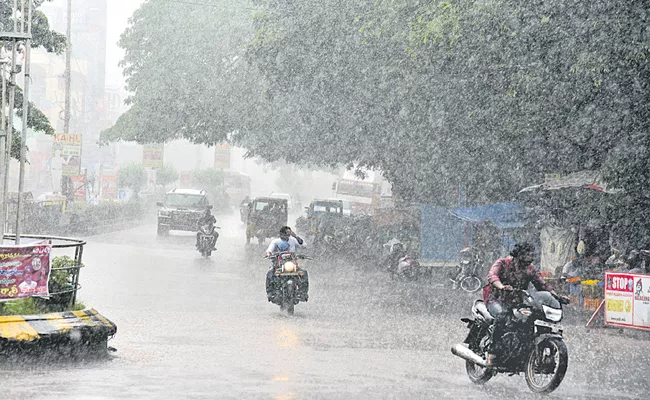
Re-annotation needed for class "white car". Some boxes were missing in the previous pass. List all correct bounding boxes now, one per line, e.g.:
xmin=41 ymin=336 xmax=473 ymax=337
xmin=269 ymin=192 xmax=293 ymax=210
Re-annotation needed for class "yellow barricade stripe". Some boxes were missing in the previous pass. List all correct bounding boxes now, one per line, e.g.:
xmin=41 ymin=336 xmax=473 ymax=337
xmin=72 ymin=310 xmax=98 ymax=326
xmin=86 ymin=309 xmax=115 ymax=328
xmin=45 ymin=313 xmax=74 ymax=333
xmin=0 ymin=316 xmax=40 ymax=341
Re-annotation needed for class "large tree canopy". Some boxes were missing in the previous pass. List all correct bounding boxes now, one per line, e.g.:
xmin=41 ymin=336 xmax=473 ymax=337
xmin=101 ymin=0 xmax=266 ymax=146
xmin=104 ymin=0 xmax=649 ymax=208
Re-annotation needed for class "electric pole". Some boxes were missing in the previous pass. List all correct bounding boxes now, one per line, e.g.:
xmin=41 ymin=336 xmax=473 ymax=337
xmin=64 ymin=0 xmax=71 ymax=135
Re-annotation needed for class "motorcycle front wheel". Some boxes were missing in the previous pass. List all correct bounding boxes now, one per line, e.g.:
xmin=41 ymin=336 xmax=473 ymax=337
xmin=460 ymin=276 xmax=482 ymax=293
xmin=525 ymin=337 xmax=568 ymax=394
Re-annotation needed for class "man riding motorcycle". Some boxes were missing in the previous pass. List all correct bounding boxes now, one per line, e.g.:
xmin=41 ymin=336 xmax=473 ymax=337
xmin=485 ymin=242 xmax=567 ymax=367
xmin=265 ymin=226 xmax=308 ymax=302
xmin=196 ymin=208 xmax=218 ymax=251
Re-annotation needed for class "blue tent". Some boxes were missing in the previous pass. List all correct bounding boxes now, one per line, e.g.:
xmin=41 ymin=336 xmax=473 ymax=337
xmin=449 ymin=202 xmax=527 ymax=229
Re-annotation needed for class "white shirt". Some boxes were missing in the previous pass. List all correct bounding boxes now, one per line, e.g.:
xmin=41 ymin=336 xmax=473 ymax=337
xmin=19 ymin=281 xmax=37 ymax=292
xmin=266 ymin=237 xmax=306 ymax=254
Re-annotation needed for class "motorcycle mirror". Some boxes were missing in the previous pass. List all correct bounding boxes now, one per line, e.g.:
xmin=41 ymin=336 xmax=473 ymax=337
xmin=156 ymin=201 xmax=164 ymax=207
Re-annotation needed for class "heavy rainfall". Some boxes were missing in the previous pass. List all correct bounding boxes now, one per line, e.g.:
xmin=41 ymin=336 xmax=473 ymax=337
xmin=0 ymin=0 xmax=648 ymax=399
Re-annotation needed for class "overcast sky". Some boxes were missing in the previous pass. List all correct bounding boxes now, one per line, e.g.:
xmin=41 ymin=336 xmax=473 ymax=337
xmin=106 ymin=0 xmax=145 ymax=87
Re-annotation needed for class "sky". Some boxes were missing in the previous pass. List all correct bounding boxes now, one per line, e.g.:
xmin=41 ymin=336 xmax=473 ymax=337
xmin=105 ymin=0 xmax=145 ymax=87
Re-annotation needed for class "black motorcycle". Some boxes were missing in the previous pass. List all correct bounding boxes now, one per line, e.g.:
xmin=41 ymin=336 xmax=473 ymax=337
xmin=197 ymin=223 xmax=220 ymax=257
xmin=266 ymin=252 xmax=312 ymax=315
xmin=451 ymin=289 xmax=570 ymax=394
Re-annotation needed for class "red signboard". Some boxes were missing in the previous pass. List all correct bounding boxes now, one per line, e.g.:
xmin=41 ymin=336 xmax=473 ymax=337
xmin=101 ymin=173 xmax=118 ymax=200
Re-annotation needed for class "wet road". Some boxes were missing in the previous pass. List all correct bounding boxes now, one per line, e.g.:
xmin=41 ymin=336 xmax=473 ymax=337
xmin=2 ymin=214 xmax=649 ymax=399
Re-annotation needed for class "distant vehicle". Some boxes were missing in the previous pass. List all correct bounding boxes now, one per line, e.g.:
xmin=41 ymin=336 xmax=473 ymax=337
xmin=246 ymin=197 xmax=289 ymax=244
xmin=224 ymin=170 xmax=251 ymax=206
xmin=326 ymin=198 xmax=352 ymax=216
xmin=269 ymin=192 xmax=293 ymax=210
xmin=332 ymin=169 xmax=389 ymax=215
xmin=156 ymin=188 xmax=210 ymax=236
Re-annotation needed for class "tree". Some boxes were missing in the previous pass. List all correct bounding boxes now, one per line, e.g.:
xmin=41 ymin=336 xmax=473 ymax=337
xmin=105 ymin=0 xmax=649 ymax=223
xmin=100 ymin=0 xmax=265 ymax=146
xmin=118 ymin=163 xmax=146 ymax=198
xmin=1 ymin=0 xmax=67 ymax=159
xmin=192 ymin=168 xmax=223 ymax=192
xmin=156 ymin=164 xmax=179 ymax=188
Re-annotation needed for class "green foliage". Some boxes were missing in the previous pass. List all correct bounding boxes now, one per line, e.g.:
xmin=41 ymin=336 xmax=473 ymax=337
xmin=100 ymin=0 xmax=263 ymax=146
xmin=106 ymin=0 xmax=649 ymax=239
xmin=192 ymin=168 xmax=223 ymax=191
xmin=0 ymin=1 xmax=67 ymax=159
xmin=156 ymin=164 xmax=179 ymax=187
xmin=118 ymin=162 xmax=147 ymax=195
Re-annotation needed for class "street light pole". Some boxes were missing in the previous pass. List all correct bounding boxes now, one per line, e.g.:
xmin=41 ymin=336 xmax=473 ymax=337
xmin=0 ymin=50 xmax=8 ymax=239
xmin=15 ymin=0 xmax=33 ymax=244
xmin=64 ymin=0 xmax=71 ymax=135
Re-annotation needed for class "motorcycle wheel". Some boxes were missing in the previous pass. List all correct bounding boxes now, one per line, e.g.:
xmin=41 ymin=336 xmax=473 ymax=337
xmin=525 ymin=337 xmax=568 ymax=394
xmin=465 ymin=335 xmax=494 ymax=385
xmin=460 ymin=276 xmax=482 ymax=293
xmin=402 ymin=267 xmax=418 ymax=281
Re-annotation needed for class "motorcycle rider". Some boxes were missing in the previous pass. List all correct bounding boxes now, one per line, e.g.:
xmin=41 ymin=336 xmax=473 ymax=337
xmin=485 ymin=242 xmax=567 ymax=367
xmin=196 ymin=207 xmax=218 ymax=250
xmin=265 ymin=226 xmax=309 ymax=302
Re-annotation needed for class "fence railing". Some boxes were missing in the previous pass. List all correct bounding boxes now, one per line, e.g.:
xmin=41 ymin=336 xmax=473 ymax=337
xmin=3 ymin=234 xmax=86 ymax=308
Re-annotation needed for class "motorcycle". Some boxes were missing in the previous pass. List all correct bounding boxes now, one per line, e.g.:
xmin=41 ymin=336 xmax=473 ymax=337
xmin=451 ymin=289 xmax=570 ymax=394
xmin=197 ymin=223 xmax=220 ymax=257
xmin=265 ymin=252 xmax=312 ymax=315
xmin=389 ymin=255 xmax=420 ymax=281
xmin=449 ymin=248 xmax=483 ymax=293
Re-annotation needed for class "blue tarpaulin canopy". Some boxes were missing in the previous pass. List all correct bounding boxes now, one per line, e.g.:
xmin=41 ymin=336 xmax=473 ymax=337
xmin=449 ymin=202 xmax=527 ymax=229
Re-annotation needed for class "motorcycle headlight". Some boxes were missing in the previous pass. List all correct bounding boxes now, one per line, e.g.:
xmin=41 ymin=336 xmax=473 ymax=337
xmin=283 ymin=261 xmax=296 ymax=273
xmin=542 ymin=305 xmax=563 ymax=322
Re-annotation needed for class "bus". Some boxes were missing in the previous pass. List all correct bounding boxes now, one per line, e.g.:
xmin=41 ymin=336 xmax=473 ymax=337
xmin=332 ymin=169 xmax=390 ymax=215
xmin=223 ymin=170 xmax=251 ymax=206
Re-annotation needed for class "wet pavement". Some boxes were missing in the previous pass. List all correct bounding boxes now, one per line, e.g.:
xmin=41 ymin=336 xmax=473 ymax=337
xmin=1 ymin=213 xmax=649 ymax=399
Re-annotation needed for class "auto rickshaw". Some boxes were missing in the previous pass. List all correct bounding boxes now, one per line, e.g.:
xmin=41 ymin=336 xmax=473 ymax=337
xmin=246 ymin=197 xmax=288 ymax=244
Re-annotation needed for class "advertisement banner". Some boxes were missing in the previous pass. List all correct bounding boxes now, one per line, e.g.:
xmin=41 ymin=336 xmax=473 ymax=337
xmin=633 ymin=275 xmax=650 ymax=329
xmin=0 ymin=243 xmax=52 ymax=300
xmin=101 ymin=172 xmax=118 ymax=200
xmin=604 ymin=272 xmax=650 ymax=330
xmin=214 ymin=143 xmax=231 ymax=170
xmin=70 ymin=175 xmax=86 ymax=201
xmin=52 ymin=134 xmax=82 ymax=177
xmin=143 ymin=143 xmax=164 ymax=169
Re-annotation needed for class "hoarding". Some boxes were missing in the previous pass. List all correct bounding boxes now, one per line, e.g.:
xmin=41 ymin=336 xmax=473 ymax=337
xmin=52 ymin=133 xmax=82 ymax=177
xmin=143 ymin=143 xmax=164 ymax=169
xmin=604 ymin=271 xmax=650 ymax=331
xmin=214 ymin=143 xmax=231 ymax=170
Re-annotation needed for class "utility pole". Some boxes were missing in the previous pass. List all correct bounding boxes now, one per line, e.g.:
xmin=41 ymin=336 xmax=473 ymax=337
xmin=64 ymin=0 xmax=71 ymax=135
xmin=0 ymin=0 xmax=24 ymax=241
xmin=0 ymin=48 xmax=9 ymax=238
xmin=15 ymin=0 xmax=33 ymax=244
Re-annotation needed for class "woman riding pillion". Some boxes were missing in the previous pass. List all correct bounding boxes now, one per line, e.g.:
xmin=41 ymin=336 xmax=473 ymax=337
xmin=265 ymin=226 xmax=309 ymax=302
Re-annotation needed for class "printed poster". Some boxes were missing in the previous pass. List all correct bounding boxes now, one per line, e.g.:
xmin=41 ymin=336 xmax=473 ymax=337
xmin=633 ymin=276 xmax=650 ymax=329
xmin=604 ymin=272 xmax=634 ymax=326
xmin=214 ymin=143 xmax=231 ymax=170
xmin=52 ymin=134 xmax=82 ymax=176
xmin=143 ymin=143 xmax=164 ymax=169
xmin=0 ymin=243 xmax=52 ymax=300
